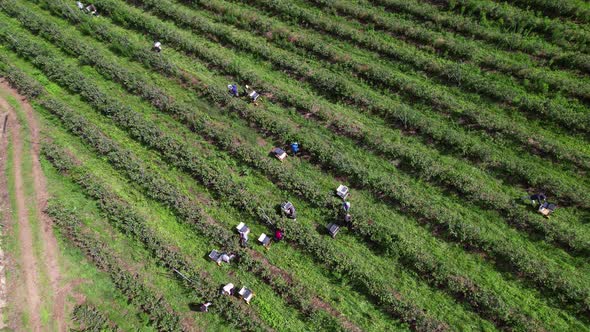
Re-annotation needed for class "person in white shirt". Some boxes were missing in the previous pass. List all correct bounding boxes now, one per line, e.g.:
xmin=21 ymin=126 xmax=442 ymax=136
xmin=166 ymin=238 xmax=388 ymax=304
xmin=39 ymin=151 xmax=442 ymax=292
xmin=153 ymin=41 xmax=162 ymax=53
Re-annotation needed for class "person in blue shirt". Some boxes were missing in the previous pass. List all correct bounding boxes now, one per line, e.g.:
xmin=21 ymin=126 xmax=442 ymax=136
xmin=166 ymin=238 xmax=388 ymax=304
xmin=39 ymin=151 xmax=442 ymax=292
xmin=227 ymin=84 xmax=239 ymax=97
xmin=290 ymin=142 xmax=300 ymax=155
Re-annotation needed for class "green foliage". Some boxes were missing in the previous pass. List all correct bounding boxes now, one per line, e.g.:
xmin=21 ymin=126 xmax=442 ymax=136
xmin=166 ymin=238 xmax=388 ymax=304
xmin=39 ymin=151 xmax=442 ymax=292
xmin=0 ymin=46 xmax=343 ymax=330
xmin=72 ymin=304 xmax=118 ymax=332
xmin=97 ymin=0 xmax=590 ymax=209
xmin=46 ymin=202 xmax=183 ymax=332
xmin=43 ymin=143 xmax=270 ymax=332
xmin=0 ymin=0 xmax=589 ymax=330
xmin=226 ymin=0 xmax=590 ymax=133
xmin=2 ymin=3 xmax=588 ymax=326
xmin=371 ymin=0 xmax=590 ymax=73
xmin=0 ymin=25 xmax=446 ymax=330
xmin=302 ymin=0 xmax=590 ymax=101
xmin=438 ymin=0 xmax=590 ymax=51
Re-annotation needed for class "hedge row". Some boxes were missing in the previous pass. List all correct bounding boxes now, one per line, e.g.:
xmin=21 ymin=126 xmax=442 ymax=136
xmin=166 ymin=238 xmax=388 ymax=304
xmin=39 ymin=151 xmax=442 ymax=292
xmin=370 ymin=0 xmax=590 ymax=73
xmin=15 ymin=57 xmax=342 ymax=329
xmin=24 ymin=0 xmax=588 ymax=259
xmin=72 ymin=304 xmax=118 ymax=332
xmin=58 ymin=3 xmax=590 ymax=315
xmin=11 ymin=2 xmax=590 ymax=316
xmin=505 ymin=0 xmax=590 ymax=24
xmin=237 ymin=255 xmax=347 ymax=332
xmin=0 ymin=42 xmax=416 ymax=330
xmin=38 ymin=91 xmax=345 ymax=331
xmin=436 ymin=0 xmax=590 ymax=52
xmin=3 ymin=11 xmax=587 ymax=323
xmin=42 ymin=143 xmax=275 ymax=332
xmin=0 ymin=23 xmax=450 ymax=330
xmin=75 ymin=0 xmax=590 ymax=253
xmin=109 ymin=0 xmax=590 ymax=207
xmin=169 ymin=0 xmax=590 ymax=196
xmin=111 ymin=0 xmax=590 ymax=254
xmin=304 ymin=0 xmax=590 ymax=103
xmin=226 ymin=0 xmax=590 ymax=134
xmin=44 ymin=201 xmax=183 ymax=332
xmin=184 ymin=0 xmax=590 ymax=172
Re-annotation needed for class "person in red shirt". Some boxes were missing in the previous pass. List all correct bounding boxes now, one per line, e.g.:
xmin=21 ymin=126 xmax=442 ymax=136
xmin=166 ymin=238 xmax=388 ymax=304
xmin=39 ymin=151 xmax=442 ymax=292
xmin=274 ymin=229 xmax=284 ymax=242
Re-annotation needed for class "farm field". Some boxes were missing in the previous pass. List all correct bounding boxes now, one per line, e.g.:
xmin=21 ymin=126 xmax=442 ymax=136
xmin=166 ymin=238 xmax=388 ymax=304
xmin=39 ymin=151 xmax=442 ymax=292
xmin=0 ymin=0 xmax=588 ymax=330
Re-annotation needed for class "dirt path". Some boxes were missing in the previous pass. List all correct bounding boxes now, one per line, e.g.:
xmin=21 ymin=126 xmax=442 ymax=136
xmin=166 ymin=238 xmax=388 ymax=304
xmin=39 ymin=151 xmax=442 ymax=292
xmin=3 ymin=81 xmax=65 ymax=330
xmin=0 ymin=80 xmax=64 ymax=331
xmin=0 ymin=111 xmax=10 ymax=329
xmin=1 ymin=97 xmax=42 ymax=331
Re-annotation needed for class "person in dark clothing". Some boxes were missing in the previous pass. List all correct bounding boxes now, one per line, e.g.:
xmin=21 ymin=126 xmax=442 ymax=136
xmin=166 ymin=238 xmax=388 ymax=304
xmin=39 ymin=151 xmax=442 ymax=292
xmin=343 ymin=213 xmax=352 ymax=226
xmin=286 ymin=206 xmax=296 ymax=219
xmin=529 ymin=193 xmax=547 ymax=205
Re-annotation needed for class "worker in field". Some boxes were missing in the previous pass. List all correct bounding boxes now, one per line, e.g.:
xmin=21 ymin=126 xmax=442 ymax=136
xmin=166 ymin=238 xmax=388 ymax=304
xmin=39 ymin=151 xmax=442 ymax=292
xmin=538 ymin=201 xmax=557 ymax=217
xmin=217 ymin=252 xmax=235 ymax=266
xmin=343 ymin=201 xmax=351 ymax=213
xmin=286 ymin=205 xmax=296 ymax=220
xmin=529 ymin=193 xmax=546 ymax=205
xmin=280 ymin=201 xmax=297 ymax=220
xmin=244 ymin=85 xmax=260 ymax=103
xmin=239 ymin=231 xmax=249 ymax=248
xmin=199 ymin=302 xmax=212 ymax=312
xmin=290 ymin=142 xmax=300 ymax=155
xmin=227 ymin=84 xmax=239 ymax=97
xmin=85 ymin=4 xmax=98 ymax=15
xmin=153 ymin=41 xmax=162 ymax=53
xmin=343 ymin=213 xmax=352 ymax=226
xmin=274 ymin=229 xmax=284 ymax=242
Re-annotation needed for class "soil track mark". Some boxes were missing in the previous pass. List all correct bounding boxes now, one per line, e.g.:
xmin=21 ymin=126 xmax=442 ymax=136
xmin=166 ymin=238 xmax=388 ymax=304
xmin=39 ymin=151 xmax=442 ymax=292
xmin=0 ymin=79 xmax=63 ymax=331
xmin=0 ymin=95 xmax=42 ymax=331
xmin=1 ymin=80 xmax=65 ymax=331
xmin=0 ymin=107 xmax=9 ymax=330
